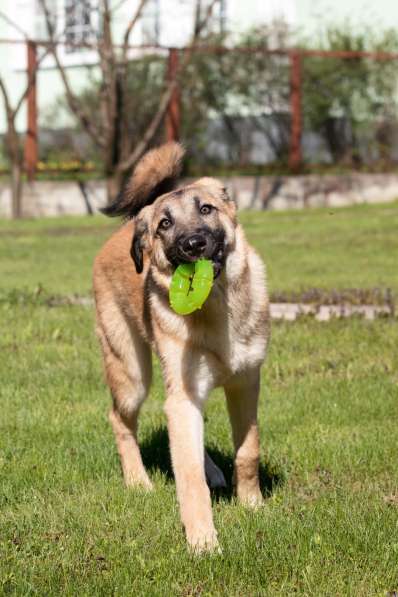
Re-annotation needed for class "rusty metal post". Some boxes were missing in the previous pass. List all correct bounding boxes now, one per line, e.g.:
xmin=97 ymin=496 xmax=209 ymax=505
xmin=24 ymin=40 xmax=38 ymax=181
xmin=165 ymin=48 xmax=181 ymax=142
xmin=289 ymin=50 xmax=302 ymax=171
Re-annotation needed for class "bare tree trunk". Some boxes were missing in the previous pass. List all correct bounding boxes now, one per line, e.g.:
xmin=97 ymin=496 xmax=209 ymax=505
xmin=11 ymin=162 xmax=23 ymax=219
xmin=7 ymin=122 xmax=24 ymax=219
xmin=0 ymin=18 xmax=56 ymax=220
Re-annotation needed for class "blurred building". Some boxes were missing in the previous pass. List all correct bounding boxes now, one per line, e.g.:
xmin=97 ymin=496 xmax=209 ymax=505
xmin=0 ymin=0 xmax=294 ymax=134
xmin=1 ymin=0 xmax=398 ymax=134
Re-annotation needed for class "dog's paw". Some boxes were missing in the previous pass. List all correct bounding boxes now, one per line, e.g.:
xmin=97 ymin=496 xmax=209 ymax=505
xmin=238 ymin=490 xmax=263 ymax=509
xmin=124 ymin=472 xmax=153 ymax=491
xmin=187 ymin=528 xmax=221 ymax=555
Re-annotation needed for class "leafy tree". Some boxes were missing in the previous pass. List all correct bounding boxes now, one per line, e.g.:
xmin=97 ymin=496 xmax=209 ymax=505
xmin=43 ymin=20 xmax=398 ymax=175
xmin=301 ymin=25 xmax=398 ymax=165
xmin=180 ymin=23 xmax=292 ymax=166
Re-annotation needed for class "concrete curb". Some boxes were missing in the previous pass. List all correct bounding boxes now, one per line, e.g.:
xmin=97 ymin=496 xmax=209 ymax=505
xmin=54 ymin=296 xmax=395 ymax=321
xmin=269 ymin=303 xmax=394 ymax=321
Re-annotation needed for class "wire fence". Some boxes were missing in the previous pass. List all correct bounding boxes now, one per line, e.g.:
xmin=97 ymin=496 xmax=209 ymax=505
xmin=2 ymin=38 xmax=398 ymax=178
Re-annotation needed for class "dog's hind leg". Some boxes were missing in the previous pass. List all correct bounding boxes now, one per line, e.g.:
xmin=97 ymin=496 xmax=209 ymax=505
xmin=204 ymin=451 xmax=227 ymax=489
xmin=97 ymin=320 xmax=153 ymax=490
xmin=224 ymin=368 xmax=263 ymax=507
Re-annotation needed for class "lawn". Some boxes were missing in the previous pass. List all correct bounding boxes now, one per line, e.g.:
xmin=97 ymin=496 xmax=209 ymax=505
xmin=0 ymin=200 xmax=397 ymax=296
xmin=1 ymin=202 xmax=398 ymax=595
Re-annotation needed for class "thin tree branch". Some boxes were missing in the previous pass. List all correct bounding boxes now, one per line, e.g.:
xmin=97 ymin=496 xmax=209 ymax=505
xmin=97 ymin=0 xmax=117 ymax=160
xmin=0 ymin=77 xmax=12 ymax=116
xmin=0 ymin=75 xmax=21 ymax=165
xmin=0 ymin=8 xmax=72 ymax=121
xmin=99 ymin=0 xmax=116 ymax=74
xmin=38 ymin=0 xmax=106 ymax=148
xmin=122 ymin=0 xmax=148 ymax=62
xmin=117 ymin=0 xmax=220 ymax=174
xmin=117 ymin=85 xmax=174 ymax=174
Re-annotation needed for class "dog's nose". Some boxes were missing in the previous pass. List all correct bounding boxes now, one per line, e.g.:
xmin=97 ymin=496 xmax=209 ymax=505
xmin=182 ymin=234 xmax=207 ymax=257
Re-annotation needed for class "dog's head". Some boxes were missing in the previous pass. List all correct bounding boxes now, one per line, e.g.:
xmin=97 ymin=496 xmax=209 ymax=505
xmin=103 ymin=143 xmax=237 ymax=278
xmin=133 ymin=178 xmax=237 ymax=277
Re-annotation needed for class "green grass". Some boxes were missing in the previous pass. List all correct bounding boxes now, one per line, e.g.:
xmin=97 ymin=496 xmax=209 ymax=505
xmin=0 ymin=200 xmax=397 ymax=296
xmin=1 ymin=202 xmax=398 ymax=595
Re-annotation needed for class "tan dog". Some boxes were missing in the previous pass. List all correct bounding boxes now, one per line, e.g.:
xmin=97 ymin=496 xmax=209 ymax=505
xmin=93 ymin=143 xmax=270 ymax=552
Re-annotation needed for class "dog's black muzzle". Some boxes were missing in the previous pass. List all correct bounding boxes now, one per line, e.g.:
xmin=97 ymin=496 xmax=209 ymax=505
xmin=180 ymin=233 xmax=208 ymax=260
xmin=167 ymin=228 xmax=226 ymax=278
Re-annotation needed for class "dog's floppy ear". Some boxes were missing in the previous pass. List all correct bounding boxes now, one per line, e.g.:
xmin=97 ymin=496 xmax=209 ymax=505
xmin=130 ymin=205 xmax=154 ymax=273
xmin=101 ymin=142 xmax=185 ymax=219
xmin=130 ymin=218 xmax=148 ymax=274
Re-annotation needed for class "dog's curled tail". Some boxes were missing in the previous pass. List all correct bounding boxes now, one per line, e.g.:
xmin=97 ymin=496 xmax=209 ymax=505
xmin=101 ymin=142 xmax=185 ymax=218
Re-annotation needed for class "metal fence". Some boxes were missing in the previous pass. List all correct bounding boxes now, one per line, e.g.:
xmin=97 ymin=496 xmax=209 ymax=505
xmin=2 ymin=38 xmax=398 ymax=178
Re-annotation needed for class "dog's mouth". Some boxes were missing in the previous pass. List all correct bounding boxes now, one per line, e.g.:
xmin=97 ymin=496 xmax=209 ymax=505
xmin=166 ymin=232 xmax=226 ymax=279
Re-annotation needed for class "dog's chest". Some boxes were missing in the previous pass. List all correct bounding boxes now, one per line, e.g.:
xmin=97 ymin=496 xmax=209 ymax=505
xmin=199 ymin=299 xmax=268 ymax=376
xmin=226 ymin=331 xmax=267 ymax=374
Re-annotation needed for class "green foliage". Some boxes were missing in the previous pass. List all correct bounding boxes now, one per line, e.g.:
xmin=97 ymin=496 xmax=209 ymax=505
xmin=1 ymin=203 xmax=398 ymax=594
xmin=181 ymin=26 xmax=292 ymax=165
xmin=301 ymin=25 xmax=398 ymax=164
xmin=41 ymin=22 xmax=398 ymax=172
xmin=182 ymin=23 xmax=398 ymax=167
xmin=41 ymin=56 xmax=167 ymax=165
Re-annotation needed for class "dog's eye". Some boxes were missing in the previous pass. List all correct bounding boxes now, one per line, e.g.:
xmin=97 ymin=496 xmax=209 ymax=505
xmin=200 ymin=204 xmax=213 ymax=215
xmin=158 ymin=218 xmax=172 ymax=230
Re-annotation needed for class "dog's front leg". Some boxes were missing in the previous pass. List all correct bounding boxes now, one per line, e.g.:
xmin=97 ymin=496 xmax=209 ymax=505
xmin=164 ymin=394 xmax=218 ymax=553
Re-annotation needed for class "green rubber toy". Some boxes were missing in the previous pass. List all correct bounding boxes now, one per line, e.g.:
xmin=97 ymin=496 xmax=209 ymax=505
xmin=169 ymin=259 xmax=214 ymax=315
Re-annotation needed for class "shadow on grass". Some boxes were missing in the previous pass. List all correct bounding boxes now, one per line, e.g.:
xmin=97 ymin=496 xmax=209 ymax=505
xmin=141 ymin=426 xmax=286 ymax=500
